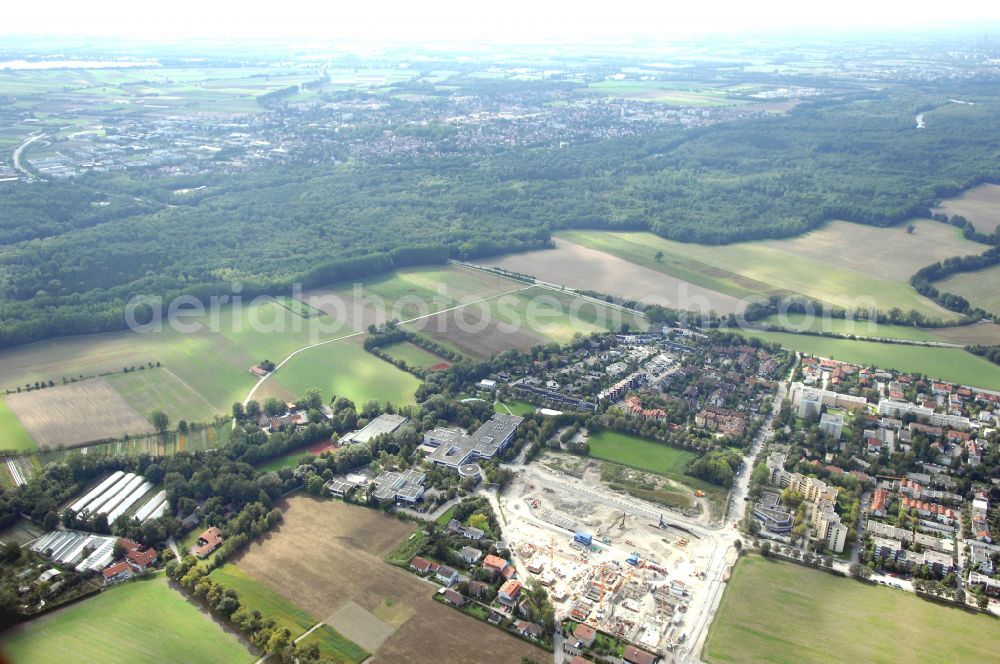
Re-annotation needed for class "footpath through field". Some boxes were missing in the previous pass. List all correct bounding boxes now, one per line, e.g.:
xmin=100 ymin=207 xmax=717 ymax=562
xmin=240 ymin=284 xmax=535 ymax=407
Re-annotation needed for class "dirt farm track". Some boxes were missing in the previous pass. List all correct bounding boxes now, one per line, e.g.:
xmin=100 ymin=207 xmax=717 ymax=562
xmin=233 ymin=495 xmax=546 ymax=663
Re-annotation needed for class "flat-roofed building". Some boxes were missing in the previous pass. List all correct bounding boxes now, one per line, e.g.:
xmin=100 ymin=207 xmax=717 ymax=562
xmin=424 ymin=414 xmax=523 ymax=469
xmin=341 ymin=413 xmax=409 ymax=445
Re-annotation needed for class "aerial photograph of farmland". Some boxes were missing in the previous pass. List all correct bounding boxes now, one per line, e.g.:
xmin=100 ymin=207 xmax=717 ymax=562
xmin=2 ymin=2 xmax=1000 ymax=664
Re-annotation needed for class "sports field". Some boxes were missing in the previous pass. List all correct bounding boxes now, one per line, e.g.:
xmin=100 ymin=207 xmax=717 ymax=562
xmin=935 ymin=263 xmax=1000 ymax=317
xmin=703 ymin=554 xmax=1000 ymax=664
xmin=210 ymin=564 xmax=367 ymax=663
xmin=740 ymin=330 xmax=1000 ymax=390
xmin=558 ymin=221 xmax=980 ymax=319
xmin=231 ymin=495 xmax=546 ymax=664
xmin=0 ymin=577 xmax=255 ymax=664
xmin=586 ymin=430 xmax=723 ymax=502
xmin=0 ymin=398 xmax=37 ymax=452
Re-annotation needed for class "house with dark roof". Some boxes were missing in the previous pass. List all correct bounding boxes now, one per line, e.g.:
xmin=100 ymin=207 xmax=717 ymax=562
xmin=513 ymin=620 xmax=543 ymax=640
xmin=623 ymin=645 xmax=658 ymax=664
xmin=442 ymin=588 xmax=467 ymax=607
xmin=435 ymin=565 xmax=459 ymax=586
xmin=459 ymin=546 xmax=483 ymax=565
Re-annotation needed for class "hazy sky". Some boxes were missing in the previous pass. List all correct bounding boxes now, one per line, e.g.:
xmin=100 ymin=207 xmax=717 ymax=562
xmin=3 ymin=0 xmax=1000 ymax=41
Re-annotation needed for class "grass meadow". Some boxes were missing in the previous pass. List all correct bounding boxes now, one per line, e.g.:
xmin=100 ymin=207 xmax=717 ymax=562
xmin=704 ymin=554 xmax=1000 ymax=664
xmin=740 ymin=329 xmax=1000 ymax=390
xmin=0 ymin=576 xmax=255 ymax=664
xmin=0 ymin=398 xmax=37 ymax=452
xmin=586 ymin=430 xmax=724 ymax=503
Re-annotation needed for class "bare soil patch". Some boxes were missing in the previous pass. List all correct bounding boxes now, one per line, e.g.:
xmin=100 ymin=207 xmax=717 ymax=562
xmin=408 ymin=306 xmax=547 ymax=358
xmin=489 ymin=238 xmax=744 ymax=314
xmin=6 ymin=378 xmax=153 ymax=448
xmin=235 ymin=496 xmax=543 ymax=664
xmin=932 ymin=184 xmax=1000 ymax=235
xmin=325 ymin=601 xmax=395 ymax=652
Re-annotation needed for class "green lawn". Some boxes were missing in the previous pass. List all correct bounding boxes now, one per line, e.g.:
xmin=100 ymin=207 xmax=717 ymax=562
xmin=704 ymin=554 xmax=1000 ymax=664
xmin=494 ymin=400 xmax=537 ymax=417
xmin=0 ymin=398 xmax=36 ymax=452
xmin=210 ymin=564 xmax=367 ymax=664
xmin=586 ymin=430 xmax=724 ymax=502
xmin=740 ymin=329 xmax=1000 ymax=390
xmin=557 ymin=225 xmax=971 ymax=319
xmin=385 ymin=529 xmax=427 ymax=566
xmin=757 ymin=313 xmax=942 ymax=342
xmin=0 ymin=576 xmax=255 ymax=664
xmin=273 ymin=337 xmax=422 ymax=406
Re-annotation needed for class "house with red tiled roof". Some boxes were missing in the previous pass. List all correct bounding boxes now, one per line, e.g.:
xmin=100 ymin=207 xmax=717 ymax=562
xmin=498 ymin=579 xmax=522 ymax=606
xmin=191 ymin=526 xmax=223 ymax=559
xmin=409 ymin=556 xmax=438 ymax=575
xmin=572 ymin=623 xmax=596 ymax=648
xmin=103 ymin=561 xmax=134 ymax=585
xmin=126 ymin=547 xmax=157 ymax=570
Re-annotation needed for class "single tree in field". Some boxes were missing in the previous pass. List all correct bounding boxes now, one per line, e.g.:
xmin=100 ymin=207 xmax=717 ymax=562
xmin=149 ymin=409 xmax=169 ymax=434
xmin=906 ymin=223 xmax=916 ymax=234
xmin=654 ymin=250 xmax=664 ymax=262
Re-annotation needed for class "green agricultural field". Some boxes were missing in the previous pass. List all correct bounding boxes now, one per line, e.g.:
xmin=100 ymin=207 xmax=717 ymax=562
xmin=558 ymin=221 xmax=980 ymax=319
xmin=272 ymin=337 xmax=422 ymax=406
xmin=105 ymin=367 xmax=217 ymax=424
xmin=0 ymin=398 xmax=36 ymax=452
xmin=741 ymin=330 xmax=1000 ymax=390
xmin=586 ymin=430 xmax=724 ymax=502
xmin=0 ymin=265 xmax=520 ymax=420
xmin=756 ymin=313 xmax=942 ymax=342
xmin=211 ymin=564 xmax=367 ymax=664
xmin=0 ymin=576 xmax=255 ymax=664
xmin=381 ymin=341 xmax=451 ymax=370
xmin=704 ymin=554 xmax=1000 ymax=664
xmin=935 ymin=263 xmax=1000 ymax=317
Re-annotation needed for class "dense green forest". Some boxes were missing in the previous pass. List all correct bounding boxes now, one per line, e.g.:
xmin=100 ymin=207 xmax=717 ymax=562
xmin=2 ymin=84 xmax=1000 ymax=347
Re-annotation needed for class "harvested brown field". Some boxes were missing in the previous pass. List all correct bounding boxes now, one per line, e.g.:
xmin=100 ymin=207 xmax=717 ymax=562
xmin=5 ymin=378 xmax=153 ymax=448
xmin=761 ymin=219 xmax=985 ymax=280
xmin=932 ymin=184 xmax=1000 ymax=235
xmin=408 ymin=302 xmax=548 ymax=359
xmin=489 ymin=239 xmax=744 ymax=314
xmin=234 ymin=496 xmax=545 ymax=664
xmin=929 ymin=321 xmax=1000 ymax=346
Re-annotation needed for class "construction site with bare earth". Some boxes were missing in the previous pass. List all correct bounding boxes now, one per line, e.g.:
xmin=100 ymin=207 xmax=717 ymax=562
xmin=495 ymin=457 xmax=737 ymax=659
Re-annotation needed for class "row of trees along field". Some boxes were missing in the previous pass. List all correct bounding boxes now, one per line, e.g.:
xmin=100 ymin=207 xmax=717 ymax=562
xmin=2 ymin=84 xmax=1000 ymax=347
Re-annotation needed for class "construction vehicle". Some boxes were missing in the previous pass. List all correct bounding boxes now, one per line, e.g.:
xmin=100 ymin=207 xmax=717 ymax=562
xmin=626 ymin=552 xmax=640 ymax=566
